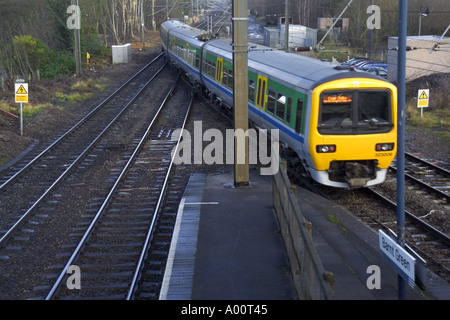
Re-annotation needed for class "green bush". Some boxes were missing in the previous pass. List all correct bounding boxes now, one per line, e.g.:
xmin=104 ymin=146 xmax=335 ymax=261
xmin=4 ymin=27 xmax=109 ymax=80
xmin=40 ymin=50 xmax=75 ymax=79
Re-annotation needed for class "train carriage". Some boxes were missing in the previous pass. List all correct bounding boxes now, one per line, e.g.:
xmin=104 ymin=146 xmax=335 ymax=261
xmin=161 ymin=20 xmax=397 ymax=188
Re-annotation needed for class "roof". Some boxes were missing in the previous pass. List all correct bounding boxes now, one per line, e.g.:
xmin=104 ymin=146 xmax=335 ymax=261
xmin=204 ymin=38 xmax=383 ymax=90
xmin=164 ymin=21 xmax=386 ymax=90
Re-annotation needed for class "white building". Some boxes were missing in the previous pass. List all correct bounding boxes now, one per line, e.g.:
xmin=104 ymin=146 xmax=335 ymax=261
xmin=264 ymin=24 xmax=317 ymax=49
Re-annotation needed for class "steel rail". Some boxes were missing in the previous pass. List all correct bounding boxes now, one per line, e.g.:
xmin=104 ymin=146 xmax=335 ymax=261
xmin=389 ymin=167 xmax=450 ymax=203
xmin=405 ymin=152 xmax=450 ymax=177
xmin=0 ymin=62 xmax=167 ymax=248
xmin=389 ymin=152 xmax=450 ymax=203
xmin=366 ymin=187 xmax=450 ymax=247
xmin=0 ymin=52 xmax=164 ymax=191
xmin=126 ymin=91 xmax=194 ymax=300
xmin=45 ymin=78 xmax=181 ymax=300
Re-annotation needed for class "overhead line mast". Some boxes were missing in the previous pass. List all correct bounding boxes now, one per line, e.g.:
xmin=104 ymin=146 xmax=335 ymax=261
xmin=232 ymin=0 xmax=249 ymax=187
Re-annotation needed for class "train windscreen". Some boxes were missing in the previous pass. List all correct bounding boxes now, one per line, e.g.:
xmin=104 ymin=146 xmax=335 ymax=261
xmin=318 ymin=90 xmax=393 ymax=135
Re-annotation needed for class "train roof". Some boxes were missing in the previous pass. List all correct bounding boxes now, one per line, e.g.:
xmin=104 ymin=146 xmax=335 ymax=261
xmin=162 ymin=20 xmax=212 ymax=44
xmin=204 ymin=38 xmax=384 ymax=91
xmin=163 ymin=21 xmax=386 ymax=91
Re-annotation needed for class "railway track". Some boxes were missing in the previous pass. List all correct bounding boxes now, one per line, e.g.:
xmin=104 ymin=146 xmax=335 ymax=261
xmin=369 ymin=152 xmax=450 ymax=281
xmin=43 ymin=79 xmax=193 ymax=299
xmin=0 ymin=53 xmax=167 ymax=248
xmin=0 ymin=53 xmax=199 ymax=299
xmin=392 ymin=152 xmax=450 ymax=202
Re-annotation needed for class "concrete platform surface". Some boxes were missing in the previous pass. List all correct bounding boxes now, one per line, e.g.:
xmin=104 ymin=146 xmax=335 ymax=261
xmin=160 ymin=170 xmax=450 ymax=300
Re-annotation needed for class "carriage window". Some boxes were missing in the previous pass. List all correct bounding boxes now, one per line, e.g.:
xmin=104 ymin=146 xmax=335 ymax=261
xmin=286 ymin=97 xmax=292 ymax=124
xmin=223 ymin=67 xmax=229 ymax=87
xmin=204 ymin=59 xmax=216 ymax=78
xmin=296 ymin=99 xmax=303 ymax=134
xmin=195 ymin=53 xmax=200 ymax=69
xmin=276 ymin=93 xmax=285 ymax=119
xmin=249 ymin=80 xmax=255 ymax=102
xmin=267 ymin=90 xmax=276 ymax=114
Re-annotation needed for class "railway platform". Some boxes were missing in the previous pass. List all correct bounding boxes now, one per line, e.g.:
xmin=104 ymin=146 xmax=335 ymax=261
xmin=160 ymin=169 xmax=449 ymax=300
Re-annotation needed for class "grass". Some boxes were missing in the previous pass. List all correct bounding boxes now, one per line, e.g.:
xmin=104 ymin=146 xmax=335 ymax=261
xmin=1 ymin=77 xmax=108 ymax=119
xmin=70 ymin=78 xmax=108 ymax=92
xmin=55 ymin=78 xmax=107 ymax=103
xmin=55 ymin=91 xmax=94 ymax=103
xmin=406 ymin=100 xmax=450 ymax=141
xmin=0 ymin=101 xmax=58 ymax=117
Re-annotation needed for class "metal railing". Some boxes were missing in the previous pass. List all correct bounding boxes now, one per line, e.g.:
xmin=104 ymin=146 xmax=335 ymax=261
xmin=272 ymin=162 xmax=334 ymax=300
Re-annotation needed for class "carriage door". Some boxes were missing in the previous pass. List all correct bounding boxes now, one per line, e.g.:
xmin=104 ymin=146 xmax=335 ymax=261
xmin=256 ymin=75 xmax=268 ymax=110
xmin=215 ymin=57 xmax=223 ymax=84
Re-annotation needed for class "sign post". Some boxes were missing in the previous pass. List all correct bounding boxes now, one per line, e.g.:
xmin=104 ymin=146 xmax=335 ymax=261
xmin=379 ymin=230 xmax=415 ymax=287
xmin=379 ymin=229 xmax=427 ymax=290
xmin=15 ymin=79 xmax=28 ymax=136
xmin=417 ymin=89 xmax=429 ymax=118
xmin=396 ymin=0 xmax=408 ymax=300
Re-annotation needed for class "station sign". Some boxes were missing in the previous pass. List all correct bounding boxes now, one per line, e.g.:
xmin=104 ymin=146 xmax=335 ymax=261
xmin=15 ymin=82 xmax=29 ymax=103
xmin=379 ymin=229 xmax=416 ymax=287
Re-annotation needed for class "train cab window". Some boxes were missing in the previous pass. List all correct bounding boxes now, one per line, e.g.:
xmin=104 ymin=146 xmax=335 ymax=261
xmin=319 ymin=90 xmax=393 ymax=134
xmin=249 ymin=80 xmax=256 ymax=103
xmin=267 ymin=90 xmax=276 ymax=114
xmin=358 ymin=91 xmax=390 ymax=125
xmin=320 ymin=94 xmax=352 ymax=128
xmin=295 ymin=99 xmax=304 ymax=134
xmin=276 ymin=94 xmax=285 ymax=120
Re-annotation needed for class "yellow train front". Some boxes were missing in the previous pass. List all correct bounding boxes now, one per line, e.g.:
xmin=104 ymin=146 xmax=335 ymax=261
xmin=307 ymin=78 xmax=397 ymax=188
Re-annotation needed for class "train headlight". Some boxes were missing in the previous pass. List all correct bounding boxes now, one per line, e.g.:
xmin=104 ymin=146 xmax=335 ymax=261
xmin=316 ymin=145 xmax=336 ymax=153
xmin=376 ymin=143 xmax=395 ymax=151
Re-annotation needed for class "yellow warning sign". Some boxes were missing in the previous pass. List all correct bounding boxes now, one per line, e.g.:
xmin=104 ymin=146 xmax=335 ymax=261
xmin=418 ymin=100 xmax=428 ymax=107
xmin=16 ymin=95 xmax=28 ymax=103
xmin=16 ymin=85 xmax=27 ymax=94
xmin=15 ymin=82 xmax=29 ymax=103
xmin=417 ymin=89 xmax=429 ymax=108
xmin=419 ymin=91 xmax=428 ymax=100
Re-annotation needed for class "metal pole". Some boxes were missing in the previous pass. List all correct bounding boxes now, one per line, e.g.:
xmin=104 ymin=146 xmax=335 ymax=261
xmin=232 ymin=0 xmax=249 ymax=187
xmin=284 ymin=0 xmax=289 ymax=51
xmin=20 ymin=102 xmax=23 ymax=136
xmin=418 ymin=10 xmax=422 ymax=36
xmin=141 ymin=0 xmax=146 ymax=51
xmin=369 ymin=0 xmax=373 ymax=58
xmin=397 ymin=0 xmax=408 ymax=300
xmin=73 ymin=0 xmax=82 ymax=76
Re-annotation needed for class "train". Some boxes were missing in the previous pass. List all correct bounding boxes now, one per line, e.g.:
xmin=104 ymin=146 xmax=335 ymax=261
xmin=160 ymin=20 xmax=397 ymax=188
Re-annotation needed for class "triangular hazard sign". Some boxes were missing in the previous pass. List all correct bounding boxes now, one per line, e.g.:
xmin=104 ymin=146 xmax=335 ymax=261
xmin=419 ymin=91 xmax=428 ymax=99
xmin=16 ymin=85 xmax=27 ymax=94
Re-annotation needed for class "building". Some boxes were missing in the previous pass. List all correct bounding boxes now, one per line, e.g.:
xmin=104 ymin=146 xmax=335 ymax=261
xmin=317 ymin=18 xmax=349 ymax=33
xmin=387 ymin=35 xmax=450 ymax=82
xmin=264 ymin=24 xmax=317 ymax=49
